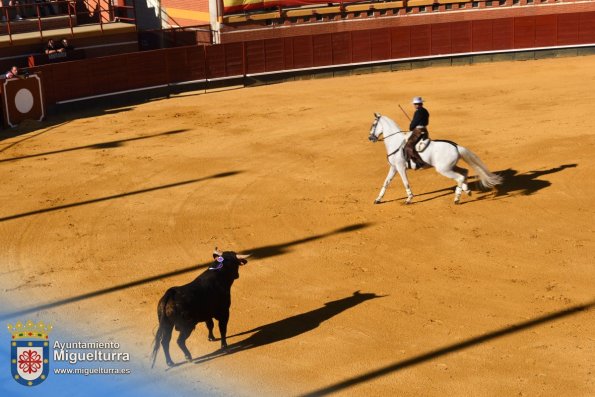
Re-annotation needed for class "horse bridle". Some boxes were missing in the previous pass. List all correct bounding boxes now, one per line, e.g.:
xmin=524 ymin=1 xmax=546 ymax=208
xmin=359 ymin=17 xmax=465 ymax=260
xmin=369 ymin=115 xmax=405 ymax=142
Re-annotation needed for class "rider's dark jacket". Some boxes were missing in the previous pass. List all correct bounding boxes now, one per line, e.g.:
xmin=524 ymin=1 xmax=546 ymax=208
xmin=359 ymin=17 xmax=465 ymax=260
xmin=409 ymin=107 xmax=430 ymax=131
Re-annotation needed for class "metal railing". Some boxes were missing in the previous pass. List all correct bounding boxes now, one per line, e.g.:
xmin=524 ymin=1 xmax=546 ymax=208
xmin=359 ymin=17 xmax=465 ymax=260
xmin=139 ymin=25 xmax=214 ymax=50
xmin=0 ymin=0 xmax=137 ymax=44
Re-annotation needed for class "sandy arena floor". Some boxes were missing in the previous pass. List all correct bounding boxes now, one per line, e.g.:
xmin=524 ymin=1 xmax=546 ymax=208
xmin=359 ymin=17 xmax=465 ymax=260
xmin=1 ymin=55 xmax=594 ymax=396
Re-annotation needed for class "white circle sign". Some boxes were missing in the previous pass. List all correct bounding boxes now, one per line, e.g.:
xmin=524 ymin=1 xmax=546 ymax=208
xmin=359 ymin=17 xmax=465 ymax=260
xmin=14 ymin=88 xmax=34 ymax=114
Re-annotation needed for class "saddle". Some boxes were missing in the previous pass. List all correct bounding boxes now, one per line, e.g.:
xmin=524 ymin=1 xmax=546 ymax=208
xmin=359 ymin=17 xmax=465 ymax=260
xmin=415 ymin=138 xmax=430 ymax=153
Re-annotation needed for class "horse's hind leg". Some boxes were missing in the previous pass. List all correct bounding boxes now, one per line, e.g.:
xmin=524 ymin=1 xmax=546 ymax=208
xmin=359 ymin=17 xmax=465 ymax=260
xmin=453 ymin=165 xmax=471 ymax=195
xmin=436 ymin=167 xmax=467 ymax=204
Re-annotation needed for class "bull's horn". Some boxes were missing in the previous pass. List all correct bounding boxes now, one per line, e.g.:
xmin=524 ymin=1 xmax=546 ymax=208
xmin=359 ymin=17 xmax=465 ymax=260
xmin=236 ymin=254 xmax=251 ymax=259
xmin=214 ymin=247 xmax=223 ymax=256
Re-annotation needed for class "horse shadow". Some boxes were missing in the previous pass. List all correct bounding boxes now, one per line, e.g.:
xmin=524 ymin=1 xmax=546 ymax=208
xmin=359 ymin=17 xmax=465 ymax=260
xmin=384 ymin=163 xmax=577 ymax=204
xmin=166 ymin=291 xmax=385 ymax=367
xmin=467 ymin=163 xmax=577 ymax=201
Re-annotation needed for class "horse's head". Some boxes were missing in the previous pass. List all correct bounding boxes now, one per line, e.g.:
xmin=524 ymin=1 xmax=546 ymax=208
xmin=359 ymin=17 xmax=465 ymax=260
xmin=368 ymin=113 xmax=383 ymax=143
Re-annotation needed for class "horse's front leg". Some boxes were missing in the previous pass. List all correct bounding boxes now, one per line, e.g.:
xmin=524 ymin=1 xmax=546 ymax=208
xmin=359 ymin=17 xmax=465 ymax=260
xmin=396 ymin=164 xmax=414 ymax=204
xmin=374 ymin=166 xmax=397 ymax=204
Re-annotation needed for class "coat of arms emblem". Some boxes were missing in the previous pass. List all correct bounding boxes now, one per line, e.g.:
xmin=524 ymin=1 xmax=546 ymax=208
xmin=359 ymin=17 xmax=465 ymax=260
xmin=7 ymin=320 xmax=52 ymax=386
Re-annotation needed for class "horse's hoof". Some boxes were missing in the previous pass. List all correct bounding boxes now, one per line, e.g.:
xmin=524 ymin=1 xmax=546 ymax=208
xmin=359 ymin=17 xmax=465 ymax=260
xmin=208 ymin=336 xmax=215 ymax=342
xmin=185 ymin=355 xmax=192 ymax=362
xmin=464 ymin=190 xmax=472 ymax=196
xmin=166 ymin=360 xmax=174 ymax=367
xmin=454 ymin=199 xmax=460 ymax=205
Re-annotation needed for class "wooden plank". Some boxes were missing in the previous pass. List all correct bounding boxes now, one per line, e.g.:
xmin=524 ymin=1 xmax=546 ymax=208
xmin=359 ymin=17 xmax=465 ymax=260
xmin=514 ymin=16 xmax=536 ymax=49
xmin=371 ymin=1 xmax=404 ymax=9
xmin=223 ymin=15 xmax=248 ymax=23
xmin=248 ymin=11 xmax=280 ymax=20
xmin=534 ymin=14 xmax=557 ymax=47
xmin=314 ymin=6 xmax=341 ymax=14
xmin=344 ymin=4 xmax=371 ymax=12
xmin=332 ymin=31 xmax=351 ymax=65
xmin=264 ymin=38 xmax=285 ymax=72
xmin=345 ymin=1 xmax=403 ymax=10
xmin=407 ymin=0 xmax=434 ymax=6
xmin=285 ymin=8 xmax=316 ymax=17
xmin=245 ymin=40 xmax=265 ymax=74
xmin=313 ymin=34 xmax=333 ymax=67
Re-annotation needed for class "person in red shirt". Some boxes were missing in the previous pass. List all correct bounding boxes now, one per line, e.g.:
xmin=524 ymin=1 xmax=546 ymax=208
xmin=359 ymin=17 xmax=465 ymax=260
xmin=5 ymin=65 xmax=18 ymax=79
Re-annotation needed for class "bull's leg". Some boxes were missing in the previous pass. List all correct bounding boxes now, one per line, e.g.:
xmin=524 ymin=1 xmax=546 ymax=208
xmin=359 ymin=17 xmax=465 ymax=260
xmin=206 ymin=318 xmax=216 ymax=341
xmin=176 ymin=327 xmax=194 ymax=362
xmin=218 ymin=312 xmax=229 ymax=349
xmin=160 ymin=322 xmax=175 ymax=367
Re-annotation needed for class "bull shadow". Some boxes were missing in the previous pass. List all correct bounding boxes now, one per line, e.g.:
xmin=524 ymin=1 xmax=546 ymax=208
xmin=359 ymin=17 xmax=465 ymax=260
xmin=0 ymin=223 xmax=372 ymax=321
xmin=181 ymin=291 xmax=385 ymax=367
xmin=0 ymin=128 xmax=188 ymax=163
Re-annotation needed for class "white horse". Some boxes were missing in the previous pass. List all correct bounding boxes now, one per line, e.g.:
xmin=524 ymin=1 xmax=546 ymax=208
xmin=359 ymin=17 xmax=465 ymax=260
xmin=368 ymin=113 xmax=502 ymax=204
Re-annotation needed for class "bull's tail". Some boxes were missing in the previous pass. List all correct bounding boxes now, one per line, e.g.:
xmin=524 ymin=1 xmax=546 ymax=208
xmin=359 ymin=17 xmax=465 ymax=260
xmin=151 ymin=288 xmax=175 ymax=368
xmin=458 ymin=145 xmax=503 ymax=189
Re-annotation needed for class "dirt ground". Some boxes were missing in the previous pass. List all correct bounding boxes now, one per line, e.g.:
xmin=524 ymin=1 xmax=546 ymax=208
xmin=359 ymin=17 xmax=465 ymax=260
xmin=1 ymin=54 xmax=594 ymax=396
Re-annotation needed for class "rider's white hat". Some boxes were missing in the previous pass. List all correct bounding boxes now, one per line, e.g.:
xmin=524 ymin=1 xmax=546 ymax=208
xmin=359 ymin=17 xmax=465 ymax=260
xmin=412 ymin=96 xmax=424 ymax=104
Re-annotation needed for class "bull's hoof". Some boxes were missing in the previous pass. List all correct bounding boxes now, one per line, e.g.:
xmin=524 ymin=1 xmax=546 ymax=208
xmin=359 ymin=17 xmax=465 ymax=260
xmin=166 ymin=360 xmax=174 ymax=367
xmin=208 ymin=336 xmax=215 ymax=342
xmin=185 ymin=355 xmax=192 ymax=362
xmin=221 ymin=343 xmax=228 ymax=350
xmin=374 ymin=199 xmax=381 ymax=204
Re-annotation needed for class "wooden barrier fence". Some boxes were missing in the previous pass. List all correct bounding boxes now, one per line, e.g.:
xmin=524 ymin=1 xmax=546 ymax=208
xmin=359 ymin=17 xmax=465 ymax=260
xmin=29 ymin=11 xmax=595 ymax=106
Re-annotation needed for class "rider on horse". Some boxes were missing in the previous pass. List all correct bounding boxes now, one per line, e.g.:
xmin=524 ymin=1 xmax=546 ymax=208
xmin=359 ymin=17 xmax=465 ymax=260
xmin=405 ymin=96 xmax=430 ymax=169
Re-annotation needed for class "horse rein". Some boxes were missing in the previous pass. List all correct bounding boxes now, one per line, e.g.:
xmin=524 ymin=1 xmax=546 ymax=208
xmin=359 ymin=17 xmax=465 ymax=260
xmin=387 ymin=140 xmax=406 ymax=159
xmin=370 ymin=116 xmax=408 ymax=142
xmin=379 ymin=130 xmax=406 ymax=142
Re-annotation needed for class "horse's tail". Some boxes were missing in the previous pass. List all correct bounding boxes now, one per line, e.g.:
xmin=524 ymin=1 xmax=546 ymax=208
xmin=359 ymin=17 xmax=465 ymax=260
xmin=151 ymin=288 xmax=175 ymax=368
xmin=458 ymin=146 xmax=503 ymax=189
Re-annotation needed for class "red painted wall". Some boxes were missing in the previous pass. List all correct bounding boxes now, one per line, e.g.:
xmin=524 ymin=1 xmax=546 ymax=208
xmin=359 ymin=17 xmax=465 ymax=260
xmin=32 ymin=11 xmax=595 ymax=106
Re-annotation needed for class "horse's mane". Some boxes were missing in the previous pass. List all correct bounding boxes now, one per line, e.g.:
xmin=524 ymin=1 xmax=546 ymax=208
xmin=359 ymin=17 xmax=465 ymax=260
xmin=381 ymin=115 xmax=407 ymax=137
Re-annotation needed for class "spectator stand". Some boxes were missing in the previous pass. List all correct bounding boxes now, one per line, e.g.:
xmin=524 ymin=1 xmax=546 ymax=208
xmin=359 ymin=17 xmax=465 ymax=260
xmin=0 ymin=0 xmax=138 ymax=72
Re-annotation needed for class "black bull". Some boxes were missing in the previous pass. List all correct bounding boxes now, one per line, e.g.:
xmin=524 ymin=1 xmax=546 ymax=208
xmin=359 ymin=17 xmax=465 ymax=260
xmin=151 ymin=249 xmax=250 ymax=367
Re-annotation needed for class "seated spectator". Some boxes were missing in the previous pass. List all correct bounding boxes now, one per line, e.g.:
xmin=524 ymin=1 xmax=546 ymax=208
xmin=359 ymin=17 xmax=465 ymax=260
xmin=57 ymin=37 xmax=73 ymax=52
xmin=5 ymin=65 xmax=18 ymax=79
xmin=34 ymin=0 xmax=55 ymax=16
xmin=49 ymin=0 xmax=60 ymax=15
xmin=1 ymin=0 xmax=24 ymax=21
xmin=45 ymin=38 xmax=59 ymax=54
